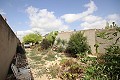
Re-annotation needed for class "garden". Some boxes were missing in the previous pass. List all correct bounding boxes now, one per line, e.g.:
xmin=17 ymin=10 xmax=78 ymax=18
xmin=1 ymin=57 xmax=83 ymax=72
xmin=24 ymin=24 xmax=120 ymax=80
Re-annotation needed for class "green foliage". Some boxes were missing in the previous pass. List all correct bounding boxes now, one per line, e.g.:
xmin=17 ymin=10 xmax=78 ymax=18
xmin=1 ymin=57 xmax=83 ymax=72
xmin=78 ymin=55 xmax=107 ymax=80
xmin=40 ymin=39 xmax=51 ymax=49
xmin=44 ymin=53 xmax=56 ymax=61
xmin=47 ymin=64 xmax=59 ymax=79
xmin=46 ymin=31 xmax=58 ymax=46
xmin=59 ymin=59 xmax=83 ymax=80
xmin=56 ymin=46 xmax=65 ymax=53
xmin=94 ymin=23 xmax=120 ymax=80
xmin=41 ymin=31 xmax=58 ymax=49
xmin=61 ymin=39 xmax=67 ymax=46
xmin=56 ymin=38 xmax=61 ymax=45
xmin=55 ymin=38 xmax=67 ymax=53
xmin=67 ymin=31 xmax=91 ymax=56
xmin=56 ymin=38 xmax=67 ymax=46
xmin=94 ymin=43 xmax=99 ymax=53
xmin=98 ymin=45 xmax=120 ymax=80
xmin=23 ymin=33 xmax=42 ymax=43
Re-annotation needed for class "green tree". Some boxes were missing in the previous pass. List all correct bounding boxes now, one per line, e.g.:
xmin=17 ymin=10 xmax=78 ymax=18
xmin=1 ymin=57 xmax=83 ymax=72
xmin=23 ymin=33 xmax=42 ymax=43
xmin=67 ymin=31 xmax=91 ymax=56
xmin=46 ymin=31 xmax=58 ymax=46
xmin=40 ymin=31 xmax=58 ymax=49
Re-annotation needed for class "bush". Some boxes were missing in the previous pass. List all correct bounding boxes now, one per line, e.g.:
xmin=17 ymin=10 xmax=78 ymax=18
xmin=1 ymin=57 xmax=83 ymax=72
xmin=91 ymin=25 xmax=120 ymax=80
xmin=97 ymin=45 xmax=120 ymax=80
xmin=46 ymin=31 xmax=58 ymax=46
xmin=40 ymin=39 xmax=51 ymax=49
xmin=66 ymin=31 xmax=91 ymax=56
xmin=56 ymin=46 xmax=65 ymax=53
xmin=56 ymin=38 xmax=61 ymax=45
xmin=59 ymin=59 xmax=83 ymax=80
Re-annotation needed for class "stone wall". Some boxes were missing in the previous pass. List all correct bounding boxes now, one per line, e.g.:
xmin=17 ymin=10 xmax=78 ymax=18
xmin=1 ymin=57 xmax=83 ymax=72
xmin=0 ymin=15 xmax=20 ymax=80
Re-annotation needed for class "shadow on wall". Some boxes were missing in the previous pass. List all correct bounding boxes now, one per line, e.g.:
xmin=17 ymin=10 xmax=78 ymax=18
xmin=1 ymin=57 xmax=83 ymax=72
xmin=6 ymin=43 xmax=34 ymax=80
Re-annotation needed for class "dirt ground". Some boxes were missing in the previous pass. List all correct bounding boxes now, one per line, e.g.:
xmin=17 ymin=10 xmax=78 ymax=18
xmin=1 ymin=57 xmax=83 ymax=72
xmin=26 ymin=48 xmax=66 ymax=80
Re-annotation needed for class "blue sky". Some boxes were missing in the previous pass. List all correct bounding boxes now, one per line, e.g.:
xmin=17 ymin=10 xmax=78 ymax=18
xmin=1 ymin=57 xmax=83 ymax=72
xmin=0 ymin=0 xmax=120 ymax=40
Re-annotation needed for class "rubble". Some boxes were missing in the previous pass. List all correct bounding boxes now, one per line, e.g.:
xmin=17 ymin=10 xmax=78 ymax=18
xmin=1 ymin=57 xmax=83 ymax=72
xmin=6 ymin=53 xmax=33 ymax=80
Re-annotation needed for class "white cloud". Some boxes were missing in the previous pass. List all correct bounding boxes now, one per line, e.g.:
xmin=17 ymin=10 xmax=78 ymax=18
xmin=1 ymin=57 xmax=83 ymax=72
xmin=61 ymin=1 xmax=97 ymax=23
xmin=16 ymin=1 xmax=120 ymax=42
xmin=107 ymin=14 xmax=120 ymax=25
xmin=81 ymin=19 xmax=106 ymax=29
xmin=82 ymin=15 xmax=102 ymax=23
xmin=0 ymin=9 xmax=6 ymax=15
xmin=80 ymin=13 xmax=120 ymax=29
xmin=16 ymin=6 xmax=69 ymax=41
xmin=80 ymin=15 xmax=106 ymax=29
xmin=26 ymin=6 xmax=68 ymax=33
xmin=16 ymin=30 xmax=34 ymax=42
xmin=107 ymin=14 xmax=120 ymax=21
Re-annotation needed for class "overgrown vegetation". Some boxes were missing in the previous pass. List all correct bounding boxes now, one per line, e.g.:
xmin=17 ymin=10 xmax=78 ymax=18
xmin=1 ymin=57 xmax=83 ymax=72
xmin=40 ymin=39 xmax=51 ymax=49
xmin=40 ymin=31 xmax=58 ymax=49
xmin=44 ymin=53 xmax=56 ymax=61
xmin=66 ymin=31 xmax=91 ymax=57
xmin=25 ymin=22 xmax=120 ymax=80
xmin=85 ymin=22 xmax=120 ymax=80
xmin=59 ymin=59 xmax=83 ymax=80
xmin=95 ymin=26 xmax=120 ymax=79
xmin=55 ymin=38 xmax=67 ymax=53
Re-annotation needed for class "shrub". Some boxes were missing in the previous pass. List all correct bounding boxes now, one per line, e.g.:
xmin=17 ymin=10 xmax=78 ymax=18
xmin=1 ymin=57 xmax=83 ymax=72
xmin=40 ymin=39 xmax=51 ymax=49
xmin=66 ymin=31 xmax=91 ymax=56
xmin=56 ymin=46 xmax=65 ymax=53
xmin=59 ymin=59 xmax=83 ymax=80
xmin=93 ymin=25 xmax=120 ymax=80
xmin=61 ymin=39 xmax=67 ymax=46
xmin=82 ymin=56 xmax=107 ymax=80
xmin=56 ymin=38 xmax=61 ymax=45
xmin=97 ymin=45 xmax=120 ymax=80
xmin=55 ymin=38 xmax=67 ymax=53
xmin=46 ymin=31 xmax=58 ymax=46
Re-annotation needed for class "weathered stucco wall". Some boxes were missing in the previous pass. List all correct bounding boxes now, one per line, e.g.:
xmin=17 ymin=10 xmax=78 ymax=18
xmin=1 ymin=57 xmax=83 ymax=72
xmin=0 ymin=15 xmax=20 ymax=80
xmin=56 ymin=29 xmax=120 ymax=54
xmin=82 ymin=29 xmax=96 ymax=54
xmin=96 ymin=29 xmax=120 ymax=54
xmin=56 ymin=29 xmax=96 ymax=54
xmin=56 ymin=31 xmax=74 ymax=42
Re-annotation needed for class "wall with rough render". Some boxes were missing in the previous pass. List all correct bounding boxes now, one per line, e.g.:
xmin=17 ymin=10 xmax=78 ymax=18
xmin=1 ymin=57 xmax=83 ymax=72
xmin=95 ymin=29 xmax=120 ymax=54
xmin=56 ymin=29 xmax=120 ymax=55
xmin=56 ymin=29 xmax=96 ymax=54
xmin=0 ymin=15 xmax=20 ymax=80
